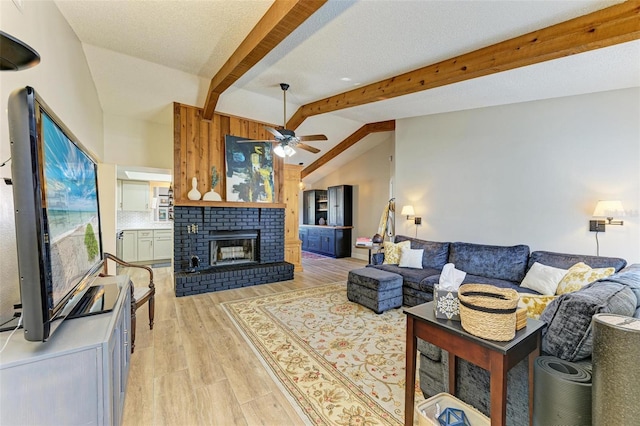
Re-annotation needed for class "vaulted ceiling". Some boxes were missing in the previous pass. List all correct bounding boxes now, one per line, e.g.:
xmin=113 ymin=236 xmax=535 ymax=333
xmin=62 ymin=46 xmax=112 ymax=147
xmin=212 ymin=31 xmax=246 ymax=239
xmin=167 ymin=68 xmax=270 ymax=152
xmin=55 ymin=0 xmax=640 ymax=183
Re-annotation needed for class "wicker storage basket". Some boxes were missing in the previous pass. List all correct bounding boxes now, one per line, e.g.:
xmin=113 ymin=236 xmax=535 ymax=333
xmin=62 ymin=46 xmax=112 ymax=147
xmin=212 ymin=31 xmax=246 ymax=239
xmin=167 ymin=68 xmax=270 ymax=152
xmin=458 ymin=284 xmax=519 ymax=341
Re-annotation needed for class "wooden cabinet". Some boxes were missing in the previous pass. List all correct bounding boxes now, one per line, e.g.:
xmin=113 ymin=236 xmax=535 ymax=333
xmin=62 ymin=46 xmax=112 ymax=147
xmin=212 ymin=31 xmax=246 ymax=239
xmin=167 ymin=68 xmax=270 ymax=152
xmin=137 ymin=230 xmax=154 ymax=262
xmin=299 ymin=227 xmax=308 ymax=251
xmin=303 ymin=186 xmax=351 ymax=226
xmin=121 ymin=181 xmax=150 ymax=211
xmin=153 ymin=229 xmax=173 ymax=260
xmin=327 ymin=185 xmax=352 ymax=226
xmin=303 ymin=190 xmax=328 ymax=225
xmin=300 ymin=225 xmax=352 ymax=258
xmin=122 ymin=230 xmax=138 ymax=262
xmin=0 ymin=275 xmax=131 ymax=426
xmin=122 ymin=229 xmax=172 ymax=262
xmin=283 ymin=165 xmax=303 ymax=272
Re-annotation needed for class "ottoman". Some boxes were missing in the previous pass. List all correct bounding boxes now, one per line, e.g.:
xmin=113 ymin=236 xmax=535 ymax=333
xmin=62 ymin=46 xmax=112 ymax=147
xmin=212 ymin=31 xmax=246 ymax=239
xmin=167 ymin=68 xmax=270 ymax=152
xmin=347 ymin=267 xmax=403 ymax=314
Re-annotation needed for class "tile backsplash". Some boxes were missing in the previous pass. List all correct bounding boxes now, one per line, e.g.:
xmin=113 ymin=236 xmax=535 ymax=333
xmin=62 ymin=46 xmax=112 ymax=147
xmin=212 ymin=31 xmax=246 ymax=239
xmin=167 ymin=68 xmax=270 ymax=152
xmin=117 ymin=211 xmax=172 ymax=230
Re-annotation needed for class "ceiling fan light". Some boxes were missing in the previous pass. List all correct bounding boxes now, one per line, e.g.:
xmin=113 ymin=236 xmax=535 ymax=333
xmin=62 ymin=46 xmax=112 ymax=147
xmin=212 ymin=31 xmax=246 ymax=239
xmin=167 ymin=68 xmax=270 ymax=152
xmin=273 ymin=144 xmax=286 ymax=158
xmin=283 ymin=145 xmax=296 ymax=157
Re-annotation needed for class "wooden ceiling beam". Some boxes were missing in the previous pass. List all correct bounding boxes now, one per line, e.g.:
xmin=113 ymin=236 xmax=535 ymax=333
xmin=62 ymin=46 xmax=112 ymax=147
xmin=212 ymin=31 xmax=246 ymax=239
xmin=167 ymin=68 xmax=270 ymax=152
xmin=287 ymin=2 xmax=640 ymax=129
xmin=202 ymin=0 xmax=327 ymax=120
xmin=301 ymin=120 xmax=395 ymax=179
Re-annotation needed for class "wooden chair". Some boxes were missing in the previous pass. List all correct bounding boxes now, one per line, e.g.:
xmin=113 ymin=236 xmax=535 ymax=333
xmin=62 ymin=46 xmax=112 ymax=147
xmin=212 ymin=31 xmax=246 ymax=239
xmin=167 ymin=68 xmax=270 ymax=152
xmin=102 ymin=252 xmax=155 ymax=353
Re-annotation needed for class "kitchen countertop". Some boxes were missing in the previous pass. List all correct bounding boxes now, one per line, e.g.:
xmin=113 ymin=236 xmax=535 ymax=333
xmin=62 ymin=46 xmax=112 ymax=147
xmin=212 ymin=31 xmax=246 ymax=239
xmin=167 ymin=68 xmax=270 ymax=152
xmin=117 ymin=226 xmax=173 ymax=232
xmin=299 ymin=224 xmax=354 ymax=229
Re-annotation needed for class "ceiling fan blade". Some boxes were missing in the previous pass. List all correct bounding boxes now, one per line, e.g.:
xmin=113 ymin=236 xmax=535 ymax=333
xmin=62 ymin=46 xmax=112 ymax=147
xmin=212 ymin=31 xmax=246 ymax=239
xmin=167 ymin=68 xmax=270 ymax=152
xmin=236 ymin=139 xmax=277 ymax=143
xmin=297 ymin=134 xmax=328 ymax=142
xmin=296 ymin=143 xmax=321 ymax=154
xmin=264 ymin=126 xmax=284 ymax=139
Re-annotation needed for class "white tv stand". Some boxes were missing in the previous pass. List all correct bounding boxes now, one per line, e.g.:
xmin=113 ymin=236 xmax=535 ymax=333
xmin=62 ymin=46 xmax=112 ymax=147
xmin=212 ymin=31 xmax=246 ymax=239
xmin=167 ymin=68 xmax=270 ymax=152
xmin=0 ymin=274 xmax=132 ymax=425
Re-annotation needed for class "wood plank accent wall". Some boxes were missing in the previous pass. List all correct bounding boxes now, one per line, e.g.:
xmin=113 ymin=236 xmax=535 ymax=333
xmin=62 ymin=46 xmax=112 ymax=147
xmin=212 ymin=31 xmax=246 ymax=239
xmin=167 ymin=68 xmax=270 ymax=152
xmin=283 ymin=164 xmax=303 ymax=271
xmin=173 ymin=102 xmax=284 ymax=205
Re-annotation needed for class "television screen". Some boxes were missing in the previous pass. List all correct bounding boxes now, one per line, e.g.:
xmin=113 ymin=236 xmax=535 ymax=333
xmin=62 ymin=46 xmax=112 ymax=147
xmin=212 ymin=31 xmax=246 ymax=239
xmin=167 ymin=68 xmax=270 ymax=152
xmin=41 ymin=111 xmax=102 ymax=306
xmin=8 ymin=86 xmax=104 ymax=341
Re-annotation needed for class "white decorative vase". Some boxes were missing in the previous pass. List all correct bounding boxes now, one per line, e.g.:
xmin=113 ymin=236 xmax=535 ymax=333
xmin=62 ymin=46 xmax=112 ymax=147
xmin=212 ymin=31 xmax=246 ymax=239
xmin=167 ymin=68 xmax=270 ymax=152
xmin=187 ymin=177 xmax=201 ymax=200
xmin=202 ymin=189 xmax=221 ymax=201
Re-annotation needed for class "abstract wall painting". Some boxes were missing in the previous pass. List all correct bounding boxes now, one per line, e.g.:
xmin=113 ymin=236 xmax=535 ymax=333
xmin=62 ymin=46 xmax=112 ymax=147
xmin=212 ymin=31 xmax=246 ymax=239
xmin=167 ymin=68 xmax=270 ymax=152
xmin=225 ymin=135 xmax=275 ymax=203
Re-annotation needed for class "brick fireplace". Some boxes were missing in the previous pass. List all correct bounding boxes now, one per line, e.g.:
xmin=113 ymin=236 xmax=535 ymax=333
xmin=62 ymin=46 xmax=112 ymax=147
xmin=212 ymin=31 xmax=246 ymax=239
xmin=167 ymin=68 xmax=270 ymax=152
xmin=173 ymin=206 xmax=294 ymax=297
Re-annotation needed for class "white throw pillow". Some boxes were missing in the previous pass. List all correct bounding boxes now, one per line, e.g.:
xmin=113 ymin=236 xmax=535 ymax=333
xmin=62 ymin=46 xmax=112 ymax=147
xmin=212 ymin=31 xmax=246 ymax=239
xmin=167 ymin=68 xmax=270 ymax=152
xmin=399 ymin=247 xmax=424 ymax=269
xmin=520 ymin=262 xmax=568 ymax=295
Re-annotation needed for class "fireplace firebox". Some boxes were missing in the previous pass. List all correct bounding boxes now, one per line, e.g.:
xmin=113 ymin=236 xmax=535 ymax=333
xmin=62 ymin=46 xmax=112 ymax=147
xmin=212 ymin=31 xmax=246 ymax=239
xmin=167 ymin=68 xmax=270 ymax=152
xmin=210 ymin=230 xmax=257 ymax=266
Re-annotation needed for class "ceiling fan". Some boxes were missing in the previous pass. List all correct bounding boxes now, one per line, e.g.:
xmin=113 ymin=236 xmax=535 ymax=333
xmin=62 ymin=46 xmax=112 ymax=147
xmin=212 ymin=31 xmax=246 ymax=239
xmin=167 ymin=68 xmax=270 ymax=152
xmin=238 ymin=83 xmax=328 ymax=157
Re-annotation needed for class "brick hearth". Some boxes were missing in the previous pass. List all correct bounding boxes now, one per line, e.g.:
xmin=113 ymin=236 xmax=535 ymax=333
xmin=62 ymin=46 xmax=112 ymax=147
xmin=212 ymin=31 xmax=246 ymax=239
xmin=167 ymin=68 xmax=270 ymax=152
xmin=173 ymin=206 xmax=294 ymax=297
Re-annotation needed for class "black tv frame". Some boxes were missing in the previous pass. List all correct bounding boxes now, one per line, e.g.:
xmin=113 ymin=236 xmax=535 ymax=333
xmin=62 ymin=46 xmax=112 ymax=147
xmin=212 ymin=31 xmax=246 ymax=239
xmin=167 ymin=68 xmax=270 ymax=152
xmin=8 ymin=86 xmax=105 ymax=341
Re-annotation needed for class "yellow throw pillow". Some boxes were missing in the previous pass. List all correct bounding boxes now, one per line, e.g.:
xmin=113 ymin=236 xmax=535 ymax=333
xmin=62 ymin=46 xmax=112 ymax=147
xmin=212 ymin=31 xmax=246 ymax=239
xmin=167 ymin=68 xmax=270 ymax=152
xmin=555 ymin=262 xmax=615 ymax=295
xmin=383 ymin=240 xmax=411 ymax=265
xmin=518 ymin=294 xmax=558 ymax=320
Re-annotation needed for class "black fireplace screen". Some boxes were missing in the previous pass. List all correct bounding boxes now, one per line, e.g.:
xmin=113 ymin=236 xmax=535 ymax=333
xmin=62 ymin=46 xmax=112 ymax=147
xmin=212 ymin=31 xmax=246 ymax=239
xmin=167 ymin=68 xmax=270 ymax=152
xmin=209 ymin=231 xmax=257 ymax=266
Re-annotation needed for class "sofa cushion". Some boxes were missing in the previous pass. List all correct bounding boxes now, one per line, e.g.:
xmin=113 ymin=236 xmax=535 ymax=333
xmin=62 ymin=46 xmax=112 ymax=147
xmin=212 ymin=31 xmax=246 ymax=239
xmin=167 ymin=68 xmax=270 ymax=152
xmin=395 ymin=235 xmax=450 ymax=269
xmin=540 ymin=281 xmax=637 ymax=361
xmin=421 ymin=273 xmax=532 ymax=294
xmin=367 ymin=264 xmax=439 ymax=287
xmin=403 ymin=286 xmax=434 ymax=306
xmin=528 ymin=251 xmax=626 ymax=272
xmin=556 ymin=262 xmax=615 ymax=295
xmin=417 ymin=338 xmax=441 ymax=362
xmin=448 ymin=242 xmax=530 ymax=282
xmin=600 ymin=263 xmax=640 ymax=304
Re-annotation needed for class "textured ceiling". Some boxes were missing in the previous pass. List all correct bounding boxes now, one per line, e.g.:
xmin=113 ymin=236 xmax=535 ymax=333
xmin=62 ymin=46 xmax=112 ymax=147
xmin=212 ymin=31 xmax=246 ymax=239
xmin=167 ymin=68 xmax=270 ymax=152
xmin=54 ymin=0 xmax=639 ymax=182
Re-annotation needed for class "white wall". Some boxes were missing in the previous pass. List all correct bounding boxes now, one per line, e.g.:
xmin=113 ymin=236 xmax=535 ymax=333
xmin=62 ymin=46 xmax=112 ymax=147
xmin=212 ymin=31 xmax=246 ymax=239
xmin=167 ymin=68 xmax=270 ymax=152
xmin=103 ymin=113 xmax=173 ymax=169
xmin=395 ymin=88 xmax=640 ymax=263
xmin=310 ymin=135 xmax=395 ymax=261
xmin=0 ymin=1 xmax=104 ymax=320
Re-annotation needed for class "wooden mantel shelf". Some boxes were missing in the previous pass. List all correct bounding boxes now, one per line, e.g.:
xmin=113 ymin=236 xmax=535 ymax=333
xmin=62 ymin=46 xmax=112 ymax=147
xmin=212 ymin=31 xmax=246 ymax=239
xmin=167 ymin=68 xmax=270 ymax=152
xmin=175 ymin=200 xmax=286 ymax=209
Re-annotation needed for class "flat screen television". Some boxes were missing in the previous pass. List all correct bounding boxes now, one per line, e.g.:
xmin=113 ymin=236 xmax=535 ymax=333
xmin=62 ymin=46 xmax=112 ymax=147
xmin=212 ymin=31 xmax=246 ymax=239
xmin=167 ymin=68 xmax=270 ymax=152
xmin=8 ymin=86 xmax=104 ymax=342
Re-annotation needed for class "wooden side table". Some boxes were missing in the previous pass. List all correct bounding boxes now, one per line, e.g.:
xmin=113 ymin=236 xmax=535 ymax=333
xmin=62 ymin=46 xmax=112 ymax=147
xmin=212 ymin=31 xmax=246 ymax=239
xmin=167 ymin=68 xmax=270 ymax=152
xmin=404 ymin=302 xmax=544 ymax=426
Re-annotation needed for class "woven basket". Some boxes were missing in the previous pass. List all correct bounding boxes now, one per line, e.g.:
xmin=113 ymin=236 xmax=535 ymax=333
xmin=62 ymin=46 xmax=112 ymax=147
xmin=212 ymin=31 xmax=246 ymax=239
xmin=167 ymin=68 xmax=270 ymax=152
xmin=458 ymin=284 xmax=519 ymax=341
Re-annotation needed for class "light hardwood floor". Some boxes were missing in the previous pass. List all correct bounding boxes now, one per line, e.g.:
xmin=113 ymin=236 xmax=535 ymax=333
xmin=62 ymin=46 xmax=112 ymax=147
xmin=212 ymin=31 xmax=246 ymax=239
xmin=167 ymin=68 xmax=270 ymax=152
xmin=122 ymin=256 xmax=366 ymax=426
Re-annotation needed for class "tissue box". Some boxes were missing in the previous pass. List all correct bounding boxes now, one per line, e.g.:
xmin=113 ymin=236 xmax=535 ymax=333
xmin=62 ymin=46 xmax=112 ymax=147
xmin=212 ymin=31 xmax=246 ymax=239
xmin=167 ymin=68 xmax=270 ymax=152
xmin=434 ymin=285 xmax=461 ymax=321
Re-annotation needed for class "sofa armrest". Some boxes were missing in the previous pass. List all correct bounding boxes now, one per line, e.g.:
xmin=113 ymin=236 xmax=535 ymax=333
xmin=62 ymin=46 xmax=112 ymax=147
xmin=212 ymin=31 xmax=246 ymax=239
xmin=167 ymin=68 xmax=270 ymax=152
xmin=540 ymin=281 xmax=636 ymax=361
xmin=371 ymin=252 xmax=384 ymax=265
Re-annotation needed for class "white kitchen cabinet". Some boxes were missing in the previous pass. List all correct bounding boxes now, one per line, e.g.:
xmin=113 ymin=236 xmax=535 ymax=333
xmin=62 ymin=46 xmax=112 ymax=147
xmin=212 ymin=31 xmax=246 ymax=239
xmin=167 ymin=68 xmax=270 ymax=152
xmin=117 ymin=180 xmax=122 ymax=211
xmin=121 ymin=181 xmax=150 ymax=211
xmin=153 ymin=229 xmax=173 ymax=260
xmin=122 ymin=230 xmax=138 ymax=262
xmin=137 ymin=230 xmax=154 ymax=262
xmin=0 ymin=275 xmax=131 ymax=426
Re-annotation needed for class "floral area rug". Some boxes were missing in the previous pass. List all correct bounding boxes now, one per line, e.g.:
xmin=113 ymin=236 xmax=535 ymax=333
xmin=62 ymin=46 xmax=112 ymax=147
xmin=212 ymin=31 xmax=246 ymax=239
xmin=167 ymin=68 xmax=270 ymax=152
xmin=222 ymin=283 xmax=423 ymax=425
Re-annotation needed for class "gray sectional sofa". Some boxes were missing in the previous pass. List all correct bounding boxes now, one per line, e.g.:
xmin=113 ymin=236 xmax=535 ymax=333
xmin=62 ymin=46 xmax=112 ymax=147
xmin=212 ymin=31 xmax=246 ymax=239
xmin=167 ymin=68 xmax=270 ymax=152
xmin=368 ymin=235 xmax=640 ymax=425
xmin=369 ymin=235 xmax=627 ymax=306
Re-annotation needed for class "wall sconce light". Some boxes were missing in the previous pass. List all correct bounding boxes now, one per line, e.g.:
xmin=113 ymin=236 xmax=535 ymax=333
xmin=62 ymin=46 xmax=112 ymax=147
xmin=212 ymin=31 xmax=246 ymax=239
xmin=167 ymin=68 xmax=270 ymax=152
xmin=400 ymin=205 xmax=422 ymax=225
xmin=590 ymin=200 xmax=625 ymax=232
